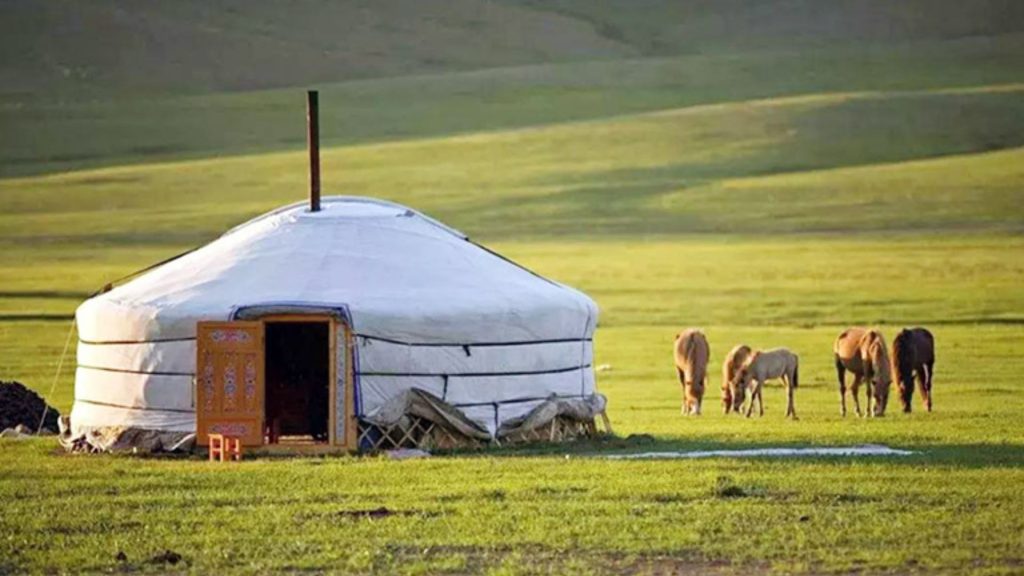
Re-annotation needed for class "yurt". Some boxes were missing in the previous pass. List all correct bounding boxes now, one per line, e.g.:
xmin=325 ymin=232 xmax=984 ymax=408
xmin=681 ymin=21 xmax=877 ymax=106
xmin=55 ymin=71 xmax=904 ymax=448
xmin=69 ymin=196 xmax=604 ymax=452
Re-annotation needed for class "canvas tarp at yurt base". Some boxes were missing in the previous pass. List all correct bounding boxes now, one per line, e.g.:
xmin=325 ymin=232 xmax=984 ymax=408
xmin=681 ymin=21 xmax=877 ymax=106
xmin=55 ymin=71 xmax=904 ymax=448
xmin=67 ymin=196 xmax=603 ymax=452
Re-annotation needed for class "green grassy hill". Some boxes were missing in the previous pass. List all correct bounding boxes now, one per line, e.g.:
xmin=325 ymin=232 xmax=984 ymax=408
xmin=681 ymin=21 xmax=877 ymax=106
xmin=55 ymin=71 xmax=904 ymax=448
xmin=5 ymin=0 xmax=1020 ymax=95
xmin=2 ymin=4 xmax=1024 ymax=573
xmin=2 ymin=1 xmax=1022 ymax=176
xmin=0 ymin=0 xmax=634 ymax=95
xmin=3 ymin=84 xmax=1022 ymax=245
xmin=1 ymin=0 xmax=1021 ymax=417
xmin=512 ymin=0 xmax=1024 ymax=54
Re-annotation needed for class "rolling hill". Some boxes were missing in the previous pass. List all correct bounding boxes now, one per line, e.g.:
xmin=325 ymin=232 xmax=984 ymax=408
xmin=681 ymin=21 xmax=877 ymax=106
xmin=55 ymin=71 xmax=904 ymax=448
xmin=2 ymin=6 xmax=1024 ymax=573
xmin=3 ymin=0 xmax=1022 ymax=95
xmin=1 ymin=0 xmax=1023 ymax=406
xmin=1 ymin=0 xmax=1023 ymax=176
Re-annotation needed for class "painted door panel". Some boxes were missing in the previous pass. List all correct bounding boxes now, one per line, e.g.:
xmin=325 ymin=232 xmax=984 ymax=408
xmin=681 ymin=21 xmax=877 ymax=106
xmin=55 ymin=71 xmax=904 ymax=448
xmin=195 ymin=321 xmax=264 ymax=446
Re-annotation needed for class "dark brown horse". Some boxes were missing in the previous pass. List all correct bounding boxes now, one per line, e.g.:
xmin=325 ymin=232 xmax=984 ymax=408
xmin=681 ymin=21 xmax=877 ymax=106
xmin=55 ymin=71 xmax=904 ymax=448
xmin=891 ymin=327 xmax=935 ymax=413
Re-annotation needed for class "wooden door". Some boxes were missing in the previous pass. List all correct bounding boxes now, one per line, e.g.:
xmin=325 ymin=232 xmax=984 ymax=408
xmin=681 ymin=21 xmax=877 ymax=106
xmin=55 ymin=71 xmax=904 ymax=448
xmin=195 ymin=321 xmax=265 ymax=446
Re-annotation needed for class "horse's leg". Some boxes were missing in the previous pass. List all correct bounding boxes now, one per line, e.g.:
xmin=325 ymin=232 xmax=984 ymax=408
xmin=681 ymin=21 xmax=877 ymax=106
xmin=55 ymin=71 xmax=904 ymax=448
xmin=835 ymin=356 xmax=847 ymax=417
xmin=927 ymin=361 xmax=935 ymax=412
xmin=920 ymin=362 xmax=933 ymax=412
xmin=785 ymin=371 xmax=797 ymax=419
xmin=697 ymin=375 xmax=707 ymax=415
xmin=782 ymin=373 xmax=790 ymax=418
xmin=677 ymin=368 xmax=689 ymax=415
xmin=722 ymin=378 xmax=732 ymax=415
xmin=745 ymin=380 xmax=759 ymax=418
xmin=865 ymin=372 xmax=875 ymax=418
xmin=851 ymin=374 xmax=863 ymax=417
xmin=757 ymin=379 xmax=765 ymax=417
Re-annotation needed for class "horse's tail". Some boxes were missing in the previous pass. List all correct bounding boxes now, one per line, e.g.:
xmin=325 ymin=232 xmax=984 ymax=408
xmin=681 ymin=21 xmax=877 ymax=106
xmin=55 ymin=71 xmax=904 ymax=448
xmin=793 ymin=357 xmax=799 ymax=388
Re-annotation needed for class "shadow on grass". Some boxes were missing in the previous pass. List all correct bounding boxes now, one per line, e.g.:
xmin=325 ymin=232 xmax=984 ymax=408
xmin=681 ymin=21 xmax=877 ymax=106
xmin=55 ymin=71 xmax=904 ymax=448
xmin=33 ymin=431 xmax=1024 ymax=469
xmin=32 ymin=435 xmax=1024 ymax=475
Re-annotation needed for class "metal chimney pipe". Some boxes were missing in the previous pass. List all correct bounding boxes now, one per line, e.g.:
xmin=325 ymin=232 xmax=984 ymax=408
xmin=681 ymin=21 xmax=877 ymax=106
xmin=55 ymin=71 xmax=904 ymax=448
xmin=307 ymin=90 xmax=321 ymax=212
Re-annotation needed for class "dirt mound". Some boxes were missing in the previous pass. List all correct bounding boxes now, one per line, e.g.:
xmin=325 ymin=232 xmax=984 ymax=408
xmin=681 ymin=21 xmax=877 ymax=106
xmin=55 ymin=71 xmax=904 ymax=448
xmin=0 ymin=381 xmax=60 ymax=434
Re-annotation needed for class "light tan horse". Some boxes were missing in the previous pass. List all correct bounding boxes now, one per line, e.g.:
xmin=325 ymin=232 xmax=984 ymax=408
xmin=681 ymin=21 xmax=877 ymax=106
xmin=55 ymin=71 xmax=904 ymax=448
xmin=673 ymin=329 xmax=710 ymax=415
xmin=721 ymin=344 xmax=752 ymax=414
xmin=732 ymin=348 xmax=799 ymax=419
xmin=834 ymin=328 xmax=891 ymax=417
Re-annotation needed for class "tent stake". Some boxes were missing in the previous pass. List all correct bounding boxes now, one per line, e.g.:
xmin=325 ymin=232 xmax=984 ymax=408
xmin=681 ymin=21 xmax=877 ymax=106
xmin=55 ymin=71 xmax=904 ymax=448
xmin=307 ymin=90 xmax=321 ymax=212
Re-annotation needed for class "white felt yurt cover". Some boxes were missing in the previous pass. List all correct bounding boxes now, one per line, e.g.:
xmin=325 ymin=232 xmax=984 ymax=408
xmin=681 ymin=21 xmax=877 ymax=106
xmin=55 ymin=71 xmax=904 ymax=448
xmin=72 ymin=196 xmax=598 ymax=441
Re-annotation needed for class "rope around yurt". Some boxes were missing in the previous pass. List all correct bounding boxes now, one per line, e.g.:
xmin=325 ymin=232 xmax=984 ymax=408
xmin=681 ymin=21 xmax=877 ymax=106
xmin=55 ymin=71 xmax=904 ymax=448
xmin=34 ymin=246 xmax=202 ymax=435
xmin=36 ymin=318 xmax=76 ymax=435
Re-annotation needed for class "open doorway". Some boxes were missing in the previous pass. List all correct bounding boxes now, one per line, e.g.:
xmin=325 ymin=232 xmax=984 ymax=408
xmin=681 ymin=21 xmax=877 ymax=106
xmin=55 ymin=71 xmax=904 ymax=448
xmin=264 ymin=320 xmax=330 ymax=444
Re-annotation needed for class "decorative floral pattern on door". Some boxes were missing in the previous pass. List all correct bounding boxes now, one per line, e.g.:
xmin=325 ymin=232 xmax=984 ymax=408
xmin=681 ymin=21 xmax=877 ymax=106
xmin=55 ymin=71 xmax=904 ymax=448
xmin=244 ymin=357 xmax=257 ymax=406
xmin=210 ymin=329 xmax=252 ymax=344
xmin=222 ymin=359 xmax=238 ymax=411
xmin=201 ymin=351 xmax=216 ymax=413
xmin=196 ymin=322 xmax=264 ymax=446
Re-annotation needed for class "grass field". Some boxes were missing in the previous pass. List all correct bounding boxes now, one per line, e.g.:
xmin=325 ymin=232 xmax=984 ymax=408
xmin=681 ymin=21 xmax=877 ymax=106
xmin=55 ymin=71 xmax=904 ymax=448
xmin=2 ymin=226 xmax=1023 ymax=573
xmin=2 ymin=1 xmax=1024 ymax=573
xmin=2 ymin=236 xmax=1023 ymax=574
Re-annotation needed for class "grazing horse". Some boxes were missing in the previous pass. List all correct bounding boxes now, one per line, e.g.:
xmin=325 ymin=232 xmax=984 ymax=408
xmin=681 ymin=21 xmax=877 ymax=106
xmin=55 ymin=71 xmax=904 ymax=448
xmin=673 ymin=329 xmax=710 ymax=415
xmin=891 ymin=327 xmax=935 ymax=413
xmin=731 ymin=348 xmax=799 ymax=419
xmin=721 ymin=344 xmax=752 ymax=414
xmin=834 ymin=328 xmax=891 ymax=417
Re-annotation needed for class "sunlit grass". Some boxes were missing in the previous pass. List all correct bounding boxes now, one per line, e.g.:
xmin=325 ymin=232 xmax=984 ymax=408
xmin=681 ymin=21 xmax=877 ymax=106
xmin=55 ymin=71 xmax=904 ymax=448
xmin=1 ymin=233 xmax=1022 ymax=573
xmin=1 ymin=46 xmax=1023 ymax=572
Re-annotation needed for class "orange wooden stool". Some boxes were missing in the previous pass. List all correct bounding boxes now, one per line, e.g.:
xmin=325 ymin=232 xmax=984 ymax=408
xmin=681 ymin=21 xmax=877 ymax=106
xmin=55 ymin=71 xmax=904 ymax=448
xmin=208 ymin=433 xmax=243 ymax=462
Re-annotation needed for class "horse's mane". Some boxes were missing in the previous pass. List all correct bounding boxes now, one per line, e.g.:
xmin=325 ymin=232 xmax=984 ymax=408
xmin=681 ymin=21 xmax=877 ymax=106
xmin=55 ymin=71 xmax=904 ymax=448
xmin=874 ymin=336 xmax=890 ymax=366
xmin=862 ymin=329 xmax=888 ymax=363
xmin=731 ymin=350 xmax=758 ymax=385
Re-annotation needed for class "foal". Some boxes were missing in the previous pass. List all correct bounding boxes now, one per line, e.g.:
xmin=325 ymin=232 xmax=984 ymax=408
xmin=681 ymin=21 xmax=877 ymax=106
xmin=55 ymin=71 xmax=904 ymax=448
xmin=732 ymin=348 xmax=799 ymax=419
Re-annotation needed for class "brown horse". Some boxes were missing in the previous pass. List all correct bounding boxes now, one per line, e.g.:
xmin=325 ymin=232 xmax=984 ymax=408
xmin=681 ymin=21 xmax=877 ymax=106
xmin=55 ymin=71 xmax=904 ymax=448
xmin=834 ymin=328 xmax=891 ymax=417
xmin=722 ymin=344 xmax=752 ymax=414
xmin=731 ymin=348 xmax=799 ymax=419
xmin=891 ymin=327 xmax=935 ymax=413
xmin=674 ymin=329 xmax=710 ymax=415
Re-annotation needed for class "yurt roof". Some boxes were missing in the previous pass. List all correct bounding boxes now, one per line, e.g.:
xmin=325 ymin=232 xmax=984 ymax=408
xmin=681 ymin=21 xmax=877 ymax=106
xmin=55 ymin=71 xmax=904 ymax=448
xmin=76 ymin=196 xmax=597 ymax=345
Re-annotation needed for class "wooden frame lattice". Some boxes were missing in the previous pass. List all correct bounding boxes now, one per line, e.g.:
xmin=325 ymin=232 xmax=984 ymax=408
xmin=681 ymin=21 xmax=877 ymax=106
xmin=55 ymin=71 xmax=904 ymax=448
xmin=356 ymin=415 xmax=599 ymax=452
xmin=500 ymin=416 xmax=598 ymax=445
xmin=357 ymin=416 xmax=487 ymax=452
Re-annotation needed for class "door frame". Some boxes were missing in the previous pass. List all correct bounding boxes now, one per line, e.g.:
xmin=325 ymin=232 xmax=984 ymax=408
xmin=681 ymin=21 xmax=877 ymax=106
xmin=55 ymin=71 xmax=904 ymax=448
xmin=249 ymin=314 xmax=356 ymax=450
